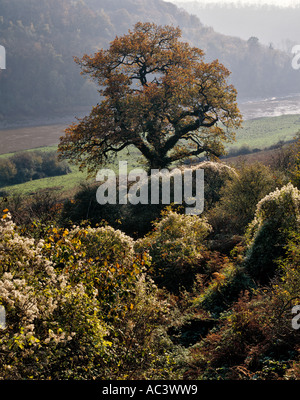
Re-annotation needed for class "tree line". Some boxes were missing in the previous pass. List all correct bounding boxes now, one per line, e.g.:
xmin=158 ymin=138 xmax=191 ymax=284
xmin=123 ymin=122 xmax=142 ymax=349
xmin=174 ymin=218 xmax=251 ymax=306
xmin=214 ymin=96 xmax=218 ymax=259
xmin=0 ymin=150 xmax=70 ymax=188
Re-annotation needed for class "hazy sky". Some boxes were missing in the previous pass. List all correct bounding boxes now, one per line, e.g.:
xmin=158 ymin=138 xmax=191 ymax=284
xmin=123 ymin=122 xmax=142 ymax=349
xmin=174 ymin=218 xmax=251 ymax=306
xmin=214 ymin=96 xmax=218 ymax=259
xmin=171 ymin=0 xmax=300 ymax=6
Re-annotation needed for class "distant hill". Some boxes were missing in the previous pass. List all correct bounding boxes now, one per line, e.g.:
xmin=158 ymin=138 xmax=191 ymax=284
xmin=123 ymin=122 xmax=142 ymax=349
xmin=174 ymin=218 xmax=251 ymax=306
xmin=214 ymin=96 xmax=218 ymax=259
xmin=173 ymin=1 xmax=300 ymax=51
xmin=0 ymin=0 xmax=299 ymax=125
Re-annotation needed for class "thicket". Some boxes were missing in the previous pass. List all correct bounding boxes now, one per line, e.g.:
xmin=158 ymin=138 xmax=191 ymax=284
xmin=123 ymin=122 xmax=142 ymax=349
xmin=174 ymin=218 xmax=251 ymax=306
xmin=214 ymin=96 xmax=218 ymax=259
xmin=207 ymin=162 xmax=282 ymax=237
xmin=60 ymin=162 xmax=237 ymax=238
xmin=187 ymin=227 xmax=300 ymax=379
xmin=1 ymin=0 xmax=299 ymax=124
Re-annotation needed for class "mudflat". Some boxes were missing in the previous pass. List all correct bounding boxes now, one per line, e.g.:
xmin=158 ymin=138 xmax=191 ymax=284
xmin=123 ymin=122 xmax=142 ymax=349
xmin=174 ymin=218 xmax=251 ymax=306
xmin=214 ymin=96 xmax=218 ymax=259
xmin=0 ymin=124 xmax=66 ymax=154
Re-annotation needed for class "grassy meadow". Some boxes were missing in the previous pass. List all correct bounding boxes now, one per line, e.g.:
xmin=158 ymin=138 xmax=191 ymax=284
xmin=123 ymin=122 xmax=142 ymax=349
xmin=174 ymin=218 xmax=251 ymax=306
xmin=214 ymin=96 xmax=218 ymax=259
xmin=0 ymin=113 xmax=299 ymax=196
xmin=233 ymin=114 xmax=300 ymax=149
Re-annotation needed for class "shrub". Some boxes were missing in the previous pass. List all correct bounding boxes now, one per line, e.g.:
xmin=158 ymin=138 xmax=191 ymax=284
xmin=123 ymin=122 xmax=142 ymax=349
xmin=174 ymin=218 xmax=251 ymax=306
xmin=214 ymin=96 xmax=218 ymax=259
xmin=225 ymin=144 xmax=252 ymax=157
xmin=2 ymin=190 xmax=63 ymax=234
xmin=192 ymin=161 xmax=237 ymax=211
xmin=60 ymin=182 xmax=126 ymax=231
xmin=207 ymin=162 xmax=279 ymax=236
xmin=287 ymin=132 xmax=300 ymax=188
xmin=244 ymin=183 xmax=300 ymax=282
xmin=0 ymin=151 xmax=71 ymax=187
xmin=61 ymin=162 xmax=234 ymax=238
xmin=0 ymin=213 xmax=110 ymax=379
xmin=187 ymin=237 xmax=300 ymax=380
xmin=195 ymin=264 xmax=254 ymax=317
xmin=41 ymin=224 xmax=141 ymax=313
xmin=10 ymin=151 xmax=43 ymax=183
xmin=60 ymin=174 xmax=182 ymax=238
xmin=135 ymin=210 xmax=212 ymax=293
xmin=276 ymin=230 xmax=300 ymax=307
xmin=40 ymin=151 xmax=71 ymax=177
xmin=0 ymin=159 xmax=17 ymax=186
xmin=0 ymin=212 xmax=185 ymax=379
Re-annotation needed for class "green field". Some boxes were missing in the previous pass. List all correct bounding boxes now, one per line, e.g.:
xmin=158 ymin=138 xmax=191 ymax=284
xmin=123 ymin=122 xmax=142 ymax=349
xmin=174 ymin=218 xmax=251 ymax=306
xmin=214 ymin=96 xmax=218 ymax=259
xmin=231 ymin=114 xmax=300 ymax=150
xmin=1 ymin=113 xmax=300 ymax=196
xmin=0 ymin=146 xmax=143 ymax=196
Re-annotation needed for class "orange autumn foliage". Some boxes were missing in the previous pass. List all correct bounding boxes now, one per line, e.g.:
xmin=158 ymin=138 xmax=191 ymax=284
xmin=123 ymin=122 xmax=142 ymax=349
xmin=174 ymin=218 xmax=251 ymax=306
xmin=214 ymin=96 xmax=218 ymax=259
xmin=59 ymin=22 xmax=242 ymax=173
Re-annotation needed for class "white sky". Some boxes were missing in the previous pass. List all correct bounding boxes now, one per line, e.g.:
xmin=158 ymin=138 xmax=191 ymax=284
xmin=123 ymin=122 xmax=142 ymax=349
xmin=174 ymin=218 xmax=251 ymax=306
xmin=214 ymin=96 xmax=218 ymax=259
xmin=170 ymin=0 xmax=300 ymax=6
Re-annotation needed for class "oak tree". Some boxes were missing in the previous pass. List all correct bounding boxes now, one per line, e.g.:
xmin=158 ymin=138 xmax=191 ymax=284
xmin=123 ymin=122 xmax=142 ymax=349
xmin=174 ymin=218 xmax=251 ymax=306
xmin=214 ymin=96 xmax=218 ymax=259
xmin=58 ymin=22 xmax=242 ymax=172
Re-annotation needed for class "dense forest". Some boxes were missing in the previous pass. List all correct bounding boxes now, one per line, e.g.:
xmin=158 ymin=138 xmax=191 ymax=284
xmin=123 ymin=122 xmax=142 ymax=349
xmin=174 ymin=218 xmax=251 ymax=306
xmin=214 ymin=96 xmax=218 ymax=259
xmin=0 ymin=0 xmax=299 ymax=125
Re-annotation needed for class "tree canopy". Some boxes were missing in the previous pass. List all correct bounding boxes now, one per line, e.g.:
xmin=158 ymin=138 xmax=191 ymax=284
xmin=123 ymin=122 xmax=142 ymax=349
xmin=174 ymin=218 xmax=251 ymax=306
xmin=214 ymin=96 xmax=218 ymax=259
xmin=58 ymin=22 xmax=242 ymax=172
xmin=1 ymin=0 xmax=299 ymax=125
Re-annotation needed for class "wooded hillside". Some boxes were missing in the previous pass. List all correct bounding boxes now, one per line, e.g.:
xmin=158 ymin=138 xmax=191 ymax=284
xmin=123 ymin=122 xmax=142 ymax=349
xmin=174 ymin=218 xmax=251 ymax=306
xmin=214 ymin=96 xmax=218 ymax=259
xmin=0 ymin=0 xmax=298 ymax=124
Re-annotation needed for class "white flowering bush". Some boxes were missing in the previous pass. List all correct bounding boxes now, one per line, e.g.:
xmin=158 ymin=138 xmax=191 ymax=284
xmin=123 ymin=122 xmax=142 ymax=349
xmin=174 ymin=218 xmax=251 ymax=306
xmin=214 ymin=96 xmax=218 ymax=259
xmin=0 ymin=212 xmax=184 ymax=379
xmin=0 ymin=213 xmax=110 ymax=379
xmin=135 ymin=210 xmax=212 ymax=292
xmin=245 ymin=183 xmax=300 ymax=282
xmin=191 ymin=161 xmax=237 ymax=210
xmin=40 ymin=223 xmax=149 ymax=320
xmin=247 ymin=182 xmax=300 ymax=236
